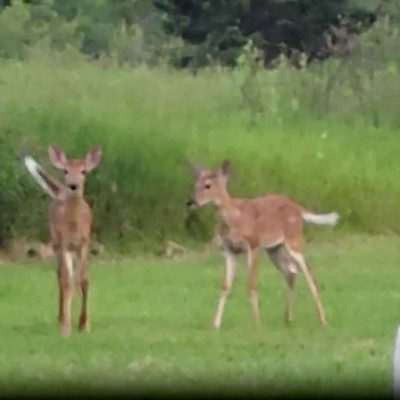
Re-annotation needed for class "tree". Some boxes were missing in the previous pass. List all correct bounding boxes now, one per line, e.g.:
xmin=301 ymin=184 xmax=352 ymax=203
xmin=0 ymin=0 xmax=167 ymax=61
xmin=0 ymin=0 xmax=78 ymax=59
xmin=154 ymin=0 xmax=380 ymax=67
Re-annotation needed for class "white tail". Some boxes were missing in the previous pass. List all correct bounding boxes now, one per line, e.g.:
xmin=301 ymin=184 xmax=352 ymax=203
xmin=188 ymin=159 xmax=334 ymax=329
xmin=23 ymin=156 xmax=64 ymax=200
xmin=302 ymin=211 xmax=339 ymax=226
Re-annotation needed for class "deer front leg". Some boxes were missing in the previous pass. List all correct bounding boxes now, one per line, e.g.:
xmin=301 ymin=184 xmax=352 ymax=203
xmin=77 ymin=243 xmax=90 ymax=332
xmin=57 ymin=250 xmax=74 ymax=337
xmin=246 ymin=246 xmax=261 ymax=326
xmin=212 ymin=247 xmax=236 ymax=329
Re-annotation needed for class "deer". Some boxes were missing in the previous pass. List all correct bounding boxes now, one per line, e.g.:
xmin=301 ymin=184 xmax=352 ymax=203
xmin=21 ymin=145 xmax=102 ymax=337
xmin=186 ymin=160 xmax=339 ymax=330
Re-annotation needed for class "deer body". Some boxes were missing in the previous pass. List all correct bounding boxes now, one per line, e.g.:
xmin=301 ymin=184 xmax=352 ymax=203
xmin=216 ymin=194 xmax=306 ymax=253
xmin=23 ymin=146 xmax=102 ymax=336
xmin=187 ymin=161 xmax=339 ymax=329
xmin=49 ymin=196 xmax=92 ymax=253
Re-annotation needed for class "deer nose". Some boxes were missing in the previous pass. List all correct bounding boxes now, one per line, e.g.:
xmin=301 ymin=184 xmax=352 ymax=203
xmin=69 ymin=184 xmax=78 ymax=191
xmin=186 ymin=199 xmax=196 ymax=208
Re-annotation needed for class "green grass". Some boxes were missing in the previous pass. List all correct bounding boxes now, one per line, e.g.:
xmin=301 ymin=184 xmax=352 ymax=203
xmin=0 ymin=234 xmax=398 ymax=397
xmin=0 ymin=53 xmax=400 ymax=250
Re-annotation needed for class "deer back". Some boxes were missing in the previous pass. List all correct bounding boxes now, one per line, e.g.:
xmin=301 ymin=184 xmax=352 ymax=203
xmin=219 ymin=194 xmax=304 ymax=250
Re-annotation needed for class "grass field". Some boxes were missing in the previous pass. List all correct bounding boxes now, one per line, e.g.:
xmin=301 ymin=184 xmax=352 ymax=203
xmin=0 ymin=233 xmax=398 ymax=397
xmin=1 ymin=55 xmax=400 ymax=249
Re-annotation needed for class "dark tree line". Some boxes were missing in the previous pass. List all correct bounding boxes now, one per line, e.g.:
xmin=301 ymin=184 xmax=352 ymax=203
xmin=154 ymin=0 xmax=388 ymax=67
xmin=0 ymin=0 xmax=397 ymax=67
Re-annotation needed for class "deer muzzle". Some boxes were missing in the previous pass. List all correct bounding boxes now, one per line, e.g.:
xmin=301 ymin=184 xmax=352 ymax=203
xmin=186 ymin=198 xmax=198 ymax=209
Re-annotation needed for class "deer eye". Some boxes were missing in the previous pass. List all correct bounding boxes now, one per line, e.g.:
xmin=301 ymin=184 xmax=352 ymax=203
xmin=204 ymin=183 xmax=211 ymax=189
xmin=63 ymin=169 xmax=68 ymax=175
xmin=81 ymin=169 xmax=87 ymax=175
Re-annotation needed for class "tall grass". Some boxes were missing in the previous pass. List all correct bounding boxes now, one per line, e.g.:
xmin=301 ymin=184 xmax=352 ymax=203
xmin=1 ymin=37 xmax=400 ymax=251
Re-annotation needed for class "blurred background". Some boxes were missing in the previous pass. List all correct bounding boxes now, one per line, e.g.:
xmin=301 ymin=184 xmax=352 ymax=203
xmin=0 ymin=0 xmax=398 ymax=255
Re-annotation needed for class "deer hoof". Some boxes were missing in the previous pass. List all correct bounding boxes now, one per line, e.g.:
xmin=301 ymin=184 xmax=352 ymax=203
xmin=59 ymin=325 xmax=71 ymax=337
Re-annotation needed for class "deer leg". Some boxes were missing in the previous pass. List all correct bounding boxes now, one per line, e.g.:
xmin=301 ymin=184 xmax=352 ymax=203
xmin=246 ymin=247 xmax=261 ymax=326
xmin=288 ymin=248 xmax=327 ymax=326
xmin=283 ymin=272 xmax=296 ymax=324
xmin=267 ymin=245 xmax=297 ymax=324
xmin=57 ymin=250 xmax=74 ymax=337
xmin=77 ymin=244 xmax=90 ymax=332
xmin=212 ymin=247 xmax=236 ymax=329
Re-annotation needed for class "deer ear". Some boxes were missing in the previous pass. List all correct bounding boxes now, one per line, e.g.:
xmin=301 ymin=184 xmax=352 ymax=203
xmin=48 ymin=145 xmax=67 ymax=169
xmin=85 ymin=145 xmax=102 ymax=172
xmin=220 ymin=159 xmax=231 ymax=177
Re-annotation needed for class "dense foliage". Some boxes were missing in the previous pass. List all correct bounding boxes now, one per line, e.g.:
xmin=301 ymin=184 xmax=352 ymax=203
xmin=0 ymin=0 xmax=397 ymax=67
xmin=154 ymin=0 xmax=378 ymax=67
xmin=0 ymin=1 xmax=399 ymax=252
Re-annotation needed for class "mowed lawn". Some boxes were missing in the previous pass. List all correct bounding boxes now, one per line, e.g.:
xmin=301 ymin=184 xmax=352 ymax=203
xmin=0 ymin=234 xmax=399 ymax=397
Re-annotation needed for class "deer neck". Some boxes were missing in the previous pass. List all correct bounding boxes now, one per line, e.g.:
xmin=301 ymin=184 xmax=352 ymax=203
xmin=64 ymin=189 xmax=85 ymax=215
xmin=215 ymin=190 xmax=240 ymax=225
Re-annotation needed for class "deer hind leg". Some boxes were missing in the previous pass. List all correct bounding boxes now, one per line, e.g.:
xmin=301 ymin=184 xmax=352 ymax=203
xmin=76 ymin=244 xmax=90 ymax=332
xmin=246 ymin=247 xmax=261 ymax=326
xmin=287 ymin=248 xmax=327 ymax=326
xmin=212 ymin=247 xmax=236 ymax=329
xmin=266 ymin=244 xmax=297 ymax=324
xmin=284 ymin=272 xmax=296 ymax=324
xmin=57 ymin=250 xmax=74 ymax=337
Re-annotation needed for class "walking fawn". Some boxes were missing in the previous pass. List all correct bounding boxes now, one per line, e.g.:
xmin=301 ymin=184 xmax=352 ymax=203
xmin=187 ymin=160 xmax=339 ymax=329
xmin=22 ymin=145 xmax=102 ymax=336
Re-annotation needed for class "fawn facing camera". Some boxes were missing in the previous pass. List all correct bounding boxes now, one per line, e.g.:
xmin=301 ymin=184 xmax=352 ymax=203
xmin=22 ymin=145 xmax=102 ymax=337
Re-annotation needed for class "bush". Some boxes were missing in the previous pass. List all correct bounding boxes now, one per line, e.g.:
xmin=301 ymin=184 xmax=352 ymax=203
xmin=0 ymin=33 xmax=398 ymax=253
xmin=0 ymin=0 xmax=80 ymax=60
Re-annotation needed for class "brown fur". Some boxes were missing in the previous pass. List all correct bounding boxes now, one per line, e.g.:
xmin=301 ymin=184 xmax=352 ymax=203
xmin=188 ymin=160 xmax=332 ymax=329
xmin=44 ymin=145 xmax=101 ymax=336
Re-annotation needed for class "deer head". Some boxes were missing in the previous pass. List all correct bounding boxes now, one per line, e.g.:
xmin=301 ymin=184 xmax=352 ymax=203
xmin=187 ymin=160 xmax=231 ymax=208
xmin=48 ymin=145 xmax=102 ymax=196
